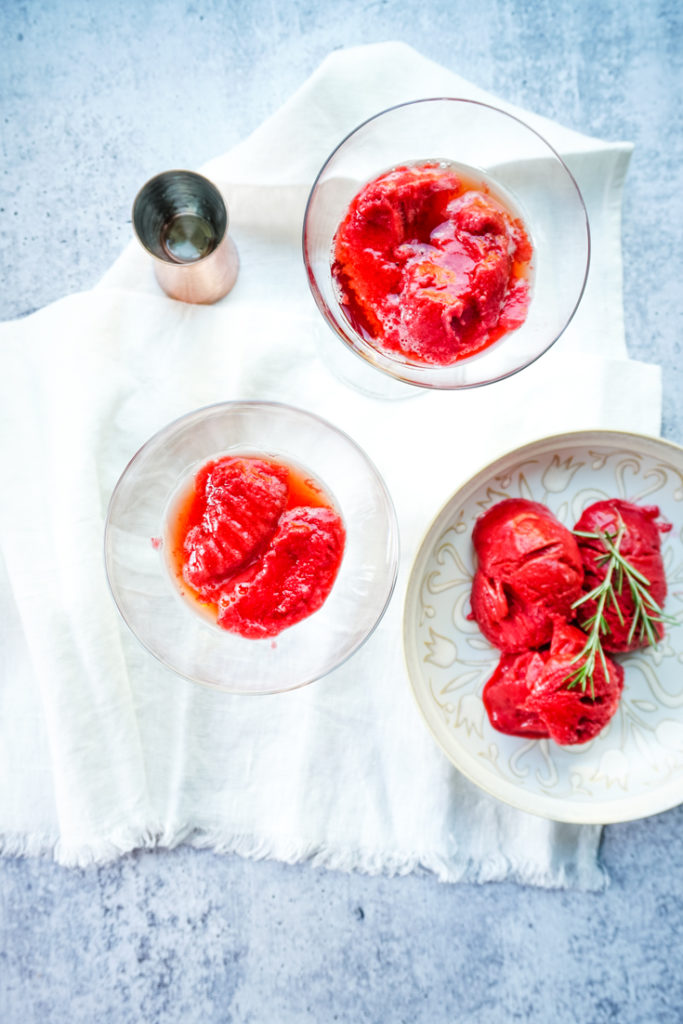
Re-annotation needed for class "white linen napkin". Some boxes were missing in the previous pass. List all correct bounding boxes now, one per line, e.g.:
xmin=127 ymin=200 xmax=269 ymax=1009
xmin=0 ymin=43 xmax=661 ymax=889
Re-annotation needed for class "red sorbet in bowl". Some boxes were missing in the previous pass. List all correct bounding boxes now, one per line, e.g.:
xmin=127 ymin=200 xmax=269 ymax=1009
xmin=483 ymin=621 xmax=624 ymax=745
xmin=166 ymin=454 xmax=345 ymax=639
xmin=573 ymin=499 xmax=671 ymax=653
xmin=332 ymin=161 xmax=533 ymax=366
xmin=470 ymin=498 xmax=584 ymax=652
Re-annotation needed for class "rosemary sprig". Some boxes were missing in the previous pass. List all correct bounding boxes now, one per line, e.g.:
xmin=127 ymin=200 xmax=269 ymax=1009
xmin=565 ymin=518 xmax=675 ymax=696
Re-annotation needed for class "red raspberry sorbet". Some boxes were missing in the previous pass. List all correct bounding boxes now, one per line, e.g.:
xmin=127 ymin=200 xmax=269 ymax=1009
xmin=470 ymin=498 xmax=584 ymax=652
xmin=332 ymin=162 xmax=533 ymax=365
xmin=483 ymin=622 xmax=624 ymax=745
xmin=573 ymin=499 xmax=670 ymax=653
xmin=167 ymin=455 xmax=345 ymax=638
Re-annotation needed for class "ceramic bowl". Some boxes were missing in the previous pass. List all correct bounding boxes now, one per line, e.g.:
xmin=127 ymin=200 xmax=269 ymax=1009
xmin=404 ymin=430 xmax=683 ymax=823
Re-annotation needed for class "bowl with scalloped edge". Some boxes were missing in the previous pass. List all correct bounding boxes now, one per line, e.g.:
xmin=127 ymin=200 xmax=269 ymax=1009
xmin=403 ymin=429 xmax=683 ymax=823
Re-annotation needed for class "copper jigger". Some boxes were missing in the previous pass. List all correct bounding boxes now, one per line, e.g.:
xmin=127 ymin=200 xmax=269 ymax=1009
xmin=132 ymin=170 xmax=239 ymax=304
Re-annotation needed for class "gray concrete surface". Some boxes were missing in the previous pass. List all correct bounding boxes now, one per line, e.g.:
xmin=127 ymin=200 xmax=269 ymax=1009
xmin=1 ymin=1 xmax=683 ymax=1022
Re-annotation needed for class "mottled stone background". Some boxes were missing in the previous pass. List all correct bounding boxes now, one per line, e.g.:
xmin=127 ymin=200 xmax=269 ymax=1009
xmin=1 ymin=1 xmax=682 ymax=1021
